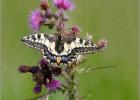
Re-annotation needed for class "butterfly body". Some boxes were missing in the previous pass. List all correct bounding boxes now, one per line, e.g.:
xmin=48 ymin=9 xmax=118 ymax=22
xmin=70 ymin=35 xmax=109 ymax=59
xmin=21 ymin=33 xmax=98 ymax=65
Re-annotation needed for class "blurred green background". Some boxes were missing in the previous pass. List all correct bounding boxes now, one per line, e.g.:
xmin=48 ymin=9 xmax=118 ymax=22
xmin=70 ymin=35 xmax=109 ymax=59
xmin=1 ymin=0 xmax=139 ymax=100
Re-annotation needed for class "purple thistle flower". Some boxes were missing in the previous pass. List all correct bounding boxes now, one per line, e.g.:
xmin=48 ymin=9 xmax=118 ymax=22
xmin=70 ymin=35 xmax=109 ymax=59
xmin=18 ymin=65 xmax=31 ymax=73
xmin=53 ymin=0 xmax=74 ymax=10
xmin=39 ymin=58 xmax=50 ymax=70
xmin=40 ymin=58 xmax=48 ymax=66
xmin=18 ymin=65 xmax=39 ymax=74
xmin=29 ymin=10 xmax=44 ymax=31
xmin=29 ymin=66 xmax=39 ymax=74
xmin=34 ymin=84 xmax=42 ymax=94
xmin=46 ymin=79 xmax=61 ymax=91
xmin=18 ymin=58 xmax=62 ymax=93
xmin=70 ymin=25 xmax=81 ymax=36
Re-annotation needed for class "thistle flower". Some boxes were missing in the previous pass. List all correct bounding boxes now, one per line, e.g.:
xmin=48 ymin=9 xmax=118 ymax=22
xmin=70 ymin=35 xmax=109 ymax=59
xmin=46 ymin=79 xmax=61 ymax=91
xmin=61 ymin=25 xmax=80 ymax=38
xmin=18 ymin=58 xmax=62 ymax=93
xmin=70 ymin=25 xmax=81 ymax=37
xmin=53 ymin=0 xmax=74 ymax=10
xmin=18 ymin=65 xmax=39 ymax=74
xmin=18 ymin=65 xmax=31 ymax=73
xmin=34 ymin=84 xmax=42 ymax=94
xmin=29 ymin=10 xmax=44 ymax=31
xmin=39 ymin=58 xmax=49 ymax=68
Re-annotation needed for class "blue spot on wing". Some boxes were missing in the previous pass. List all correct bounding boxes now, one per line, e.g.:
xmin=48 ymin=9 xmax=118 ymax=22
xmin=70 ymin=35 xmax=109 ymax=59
xmin=51 ymin=56 xmax=56 ymax=62
xmin=44 ymin=49 xmax=76 ymax=64
xmin=61 ymin=56 xmax=68 ymax=63
xmin=45 ymin=50 xmax=56 ymax=62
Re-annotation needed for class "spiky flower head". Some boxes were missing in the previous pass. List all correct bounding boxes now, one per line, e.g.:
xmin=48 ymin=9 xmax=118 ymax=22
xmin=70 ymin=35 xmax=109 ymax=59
xmin=53 ymin=0 xmax=74 ymax=10
xmin=34 ymin=84 xmax=42 ymax=94
xmin=29 ymin=10 xmax=44 ymax=31
xmin=46 ymin=79 xmax=61 ymax=91
xmin=18 ymin=58 xmax=62 ymax=93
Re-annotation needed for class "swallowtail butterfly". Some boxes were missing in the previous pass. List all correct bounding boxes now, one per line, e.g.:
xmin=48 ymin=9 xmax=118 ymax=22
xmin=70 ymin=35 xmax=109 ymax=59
xmin=21 ymin=33 xmax=99 ymax=65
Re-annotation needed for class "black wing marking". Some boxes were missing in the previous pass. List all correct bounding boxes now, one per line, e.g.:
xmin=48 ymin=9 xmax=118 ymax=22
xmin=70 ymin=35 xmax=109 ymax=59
xmin=63 ymin=37 xmax=98 ymax=55
xmin=21 ymin=33 xmax=56 ymax=52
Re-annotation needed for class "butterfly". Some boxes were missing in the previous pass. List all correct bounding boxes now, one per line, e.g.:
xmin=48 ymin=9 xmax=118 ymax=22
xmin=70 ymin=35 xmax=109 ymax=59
xmin=21 ymin=33 xmax=100 ymax=66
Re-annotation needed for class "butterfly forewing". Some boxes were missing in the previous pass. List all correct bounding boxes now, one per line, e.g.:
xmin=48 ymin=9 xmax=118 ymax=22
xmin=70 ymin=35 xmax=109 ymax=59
xmin=21 ymin=34 xmax=54 ymax=51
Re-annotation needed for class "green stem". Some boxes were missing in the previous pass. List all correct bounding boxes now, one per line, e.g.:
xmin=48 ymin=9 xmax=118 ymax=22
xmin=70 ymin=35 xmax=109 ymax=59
xmin=67 ymin=72 xmax=79 ymax=100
